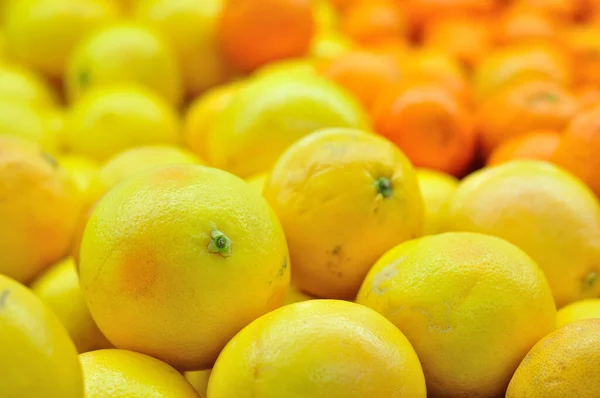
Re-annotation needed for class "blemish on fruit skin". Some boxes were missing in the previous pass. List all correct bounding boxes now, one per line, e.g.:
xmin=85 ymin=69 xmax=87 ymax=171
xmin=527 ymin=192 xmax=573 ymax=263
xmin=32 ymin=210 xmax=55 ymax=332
xmin=278 ymin=257 xmax=288 ymax=277
xmin=331 ymin=245 xmax=341 ymax=256
xmin=585 ymin=271 xmax=597 ymax=289
xmin=77 ymin=68 xmax=91 ymax=89
xmin=0 ymin=289 xmax=10 ymax=309
xmin=208 ymin=229 xmax=232 ymax=258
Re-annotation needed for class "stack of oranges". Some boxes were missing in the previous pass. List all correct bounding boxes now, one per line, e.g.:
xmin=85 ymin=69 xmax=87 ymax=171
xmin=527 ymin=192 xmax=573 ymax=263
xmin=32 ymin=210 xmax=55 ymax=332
xmin=2 ymin=0 xmax=600 ymax=397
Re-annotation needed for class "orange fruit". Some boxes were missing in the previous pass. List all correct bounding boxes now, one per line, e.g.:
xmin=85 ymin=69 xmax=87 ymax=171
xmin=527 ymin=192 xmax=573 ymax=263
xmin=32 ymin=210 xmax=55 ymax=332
xmin=320 ymin=50 xmax=402 ymax=110
xmin=515 ymin=0 xmax=588 ymax=21
xmin=473 ymin=42 xmax=572 ymax=101
xmin=404 ymin=0 xmax=497 ymax=27
xmin=371 ymin=82 xmax=476 ymax=176
xmin=422 ymin=14 xmax=493 ymax=68
xmin=218 ymin=0 xmax=315 ymax=73
xmin=575 ymin=85 xmax=600 ymax=110
xmin=495 ymin=4 xmax=557 ymax=45
xmin=562 ymin=25 xmax=600 ymax=88
xmin=478 ymin=79 xmax=578 ymax=155
xmin=340 ymin=0 xmax=407 ymax=46
xmin=551 ymin=103 xmax=600 ymax=197
xmin=487 ymin=130 xmax=561 ymax=166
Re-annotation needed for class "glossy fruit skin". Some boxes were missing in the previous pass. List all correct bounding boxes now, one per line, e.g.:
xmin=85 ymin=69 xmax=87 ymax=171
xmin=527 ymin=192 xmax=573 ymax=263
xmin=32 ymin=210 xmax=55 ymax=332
xmin=65 ymin=22 xmax=182 ymax=105
xmin=556 ymin=299 xmax=600 ymax=328
xmin=79 ymin=165 xmax=290 ymax=370
xmin=208 ymin=300 xmax=427 ymax=398
xmin=0 ymin=274 xmax=84 ymax=398
xmin=218 ymin=0 xmax=315 ymax=72
xmin=372 ymin=82 xmax=476 ymax=176
xmin=264 ymin=128 xmax=423 ymax=299
xmin=443 ymin=161 xmax=600 ymax=307
xmin=507 ymin=319 xmax=600 ymax=398
xmin=357 ymin=232 xmax=556 ymax=398
xmin=0 ymin=136 xmax=84 ymax=283
xmin=80 ymin=349 xmax=199 ymax=397
xmin=487 ymin=130 xmax=560 ymax=165
xmin=4 ymin=0 xmax=117 ymax=79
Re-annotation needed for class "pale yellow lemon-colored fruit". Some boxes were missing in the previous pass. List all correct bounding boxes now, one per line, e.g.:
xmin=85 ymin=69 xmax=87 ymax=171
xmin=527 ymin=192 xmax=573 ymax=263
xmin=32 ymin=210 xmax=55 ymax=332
xmin=264 ymin=128 xmax=423 ymax=299
xmin=416 ymin=168 xmax=459 ymax=235
xmin=206 ymin=73 xmax=369 ymax=178
xmin=183 ymin=80 xmax=243 ymax=160
xmin=284 ymin=284 xmax=314 ymax=305
xmin=314 ymin=0 xmax=339 ymax=33
xmin=79 ymin=165 xmax=290 ymax=370
xmin=99 ymin=145 xmax=203 ymax=190
xmin=507 ymin=319 xmax=600 ymax=398
xmin=208 ymin=300 xmax=426 ymax=398
xmin=31 ymin=257 xmax=111 ymax=353
xmin=0 ymin=137 xmax=84 ymax=283
xmin=58 ymin=154 xmax=104 ymax=207
xmin=310 ymin=30 xmax=354 ymax=61
xmin=0 ymin=274 xmax=83 ymax=397
xmin=357 ymin=232 xmax=556 ymax=398
xmin=556 ymin=299 xmax=600 ymax=328
xmin=0 ymin=63 xmax=56 ymax=106
xmin=4 ymin=0 xmax=117 ymax=79
xmin=64 ymin=85 xmax=180 ymax=161
xmin=246 ymin=172 xmax=268 ymax=195
xmin=0 ymin=99 xmax=59 ymax=152
xmin=253 ymin=58 xmax=318 ymax=80
xmin=80 ymin=349 xmax=199 ymax=397
xmin=135 ymin=0 xmax=229 ymax=97
xmin=66 ymin=22 xmax=182 ymax=105
xmin=442 ymin=160 xmax=600 ymax=307
xmin=185 ymin=369 xmax=211 ymax=398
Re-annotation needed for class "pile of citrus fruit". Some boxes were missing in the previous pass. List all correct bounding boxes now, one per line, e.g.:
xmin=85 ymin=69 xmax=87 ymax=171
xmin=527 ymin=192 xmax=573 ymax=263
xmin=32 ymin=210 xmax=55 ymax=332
xmin=2 ymin=0 xmax=600 ymax=397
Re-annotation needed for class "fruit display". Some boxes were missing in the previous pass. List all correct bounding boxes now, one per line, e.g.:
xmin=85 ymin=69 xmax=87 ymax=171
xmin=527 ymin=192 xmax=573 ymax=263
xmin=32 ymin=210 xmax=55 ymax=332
xmin=2 ymin=0 xmax=600 ymax=397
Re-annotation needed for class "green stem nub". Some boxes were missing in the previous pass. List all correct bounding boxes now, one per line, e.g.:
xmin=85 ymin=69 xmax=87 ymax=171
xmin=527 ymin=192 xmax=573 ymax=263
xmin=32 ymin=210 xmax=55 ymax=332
xmin=375 ymin=177 xmax=393 ymax=198
xmin=208 ymin=229 xmax=232 ymax=257
xmin=585 ymin=271 xmax=598 ymax=289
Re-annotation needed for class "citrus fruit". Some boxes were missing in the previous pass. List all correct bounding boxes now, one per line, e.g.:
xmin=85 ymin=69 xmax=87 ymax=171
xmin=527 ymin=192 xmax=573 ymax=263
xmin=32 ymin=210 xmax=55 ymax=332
xmin=357 ymin=232 xmax=556 ymax=398
xmin=185 ymin=369 xmax=211 ymax=398
xmin=80 ymin=349 xmax=199 ymax=397
xmin=320 ymin=50 xmax=402 ymax=110
xmin=58 ymin=154 xmax=104 ymax=208
xmin=478 ymin=79 xmax=577 ymax=155
xmin=340 ymin=0 xmax=407 ymax=46
xmin=206 ymin=74 xmax=369 ymax=178
xmin=183 ymin=80 xmax=243 ymax=161
xmin=562 ymin=25 xmax=600 ymax=87
xmin=0 ymin=136 xmax=83 ymax=283
xmin=64 ymin=85 xmax=180 ymax=161
xmin=254 ymin=58 xmax=318 ymax=79
xmin=313 ymin=0 xmax=339 ymax=33
xmin=218 ymin=0 xmax=315 ymax=73
xmin=79 ymin=165 xmax=290 ymax=370
xmin=416 ymin=168 xmax=459 ymax=235
xmin=372 ymin=82 xmax=476 ymax=176
xmin=556 ymin=299 xmax=600 ymax=328
xmin=473 ymin=42 xmax=572 ymax=101
xmin=0 ymin=63 xmax=56 ymax=107
xmin=4 ymin=0 xmax=117 ymax=79
xmin=551 ymin=103 xmax=600 ymax=197
xmin=66 ymin=22 xmax=182 ymax=105
xmin=31 ymin=257 xmax=111 ymax=353
xmin=134 ymin=0 xmax=229 ymax=98
xmin=442 ymin=161 xmax=600 ymax=307
xmin=487 ymin=130 xmax=560 ymax=165
xmin=495 ymin=4 xmax=557 ymax=45
xmin=208 ymin=300 xmax=427 ymax=398
xmin=98 ymin=145 xmax=203 ymax=190
xmin=0 ymin=274 xmax=83 ymax=397
xmin=284 ymin=284 xmax=315 ymax=305
xmin=246 ymin=172 xmax=268 ymax=195
xmin=263 ymin=128 xmax=423 ymax=299
xmin=517 ymin=0 xmax=587 ymax=21
xmin=404 ymin=0 xmax=496 ymax=26
xmin=506 ymin=319 xmax=600 ymax=398
xmin=0 ymin=99 xmax=60 ymax=152
xmin=309 ymin=29 xmax=354 ymax=61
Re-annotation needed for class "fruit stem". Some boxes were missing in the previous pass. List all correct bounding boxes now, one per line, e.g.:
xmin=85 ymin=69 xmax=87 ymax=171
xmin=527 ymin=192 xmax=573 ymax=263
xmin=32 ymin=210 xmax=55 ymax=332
xmin=208 ymin=229 xmax=232 ymax=257
xmin=374 ymin=177 xmax=393 ymax=198
xmin=585 ymin=271 xmax=597 ymax=289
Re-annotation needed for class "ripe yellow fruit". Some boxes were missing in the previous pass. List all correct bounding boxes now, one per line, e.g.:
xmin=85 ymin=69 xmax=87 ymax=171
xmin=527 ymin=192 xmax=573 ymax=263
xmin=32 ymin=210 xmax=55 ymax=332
xmin=556 ymin=299 xmax=600 ymax=328
xmin=264 ymin=128 xmax=423 ymax=299
xmin=284 ymin=284 xmax=314 ymax=305
xmin=416 ymin=168 xmax=459 ymax=235
xmin=79 ymin=165 xmax=290 ymax=370
xmin=183 ymin=80 xmax=243 ymax=160
xmin=357 ymin=232 xmax=556 ymax=398
xmin=66 ymin=22 xmax=182 ymax=105
xmin=4 ymin=0 xmax=117 ymax=79
xmin=80 ymin=349 xmax=199 ymax=397
xmin=209 ymin=300 xmax=426 ymax=398
xmin=185 ymin=369 xmax=211 ymax=398
xmin=310 ymin=30 xmax=354 ymax=61
xmin=0 ymin=274 xmax=83 ymax=397
xmin=0 ymin=63 xmax=56 ymax=107
xmin=507 ymin=319 xmax=600 ymax=398
xmin=253 ymin=58 xmax=318 ymax=80
xmin=98 ymin=145 xmax=203 ymax=190
xmin=206 ymin=74 xmax=369 ymax=178
xmin=246 ymin=172 xmax=268 ymax=195
xmin=58 ymin=154 xmax=104 ymax=208
xmin=31 ymin=257 xmax=111 ymax=353
xmin=442 ymin=160 xmax=600 ymax=307
xmin=0 ymin=99 xmax=60 ymax=152
xmin=135 ymin=0 xmax=230 ymax=97
xmin=64 ymin=85 xmax=180 ymax=161
xmin=0 ymin=137 xmax=83 ymax=283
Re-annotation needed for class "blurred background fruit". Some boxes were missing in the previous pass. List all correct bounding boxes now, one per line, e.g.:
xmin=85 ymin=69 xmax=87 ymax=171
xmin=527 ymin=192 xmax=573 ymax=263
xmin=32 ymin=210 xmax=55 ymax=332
xmin=416 ymin=168 xmax=459 ymax=235
xmin=556 ymin=299 xmax=600 ymax=328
